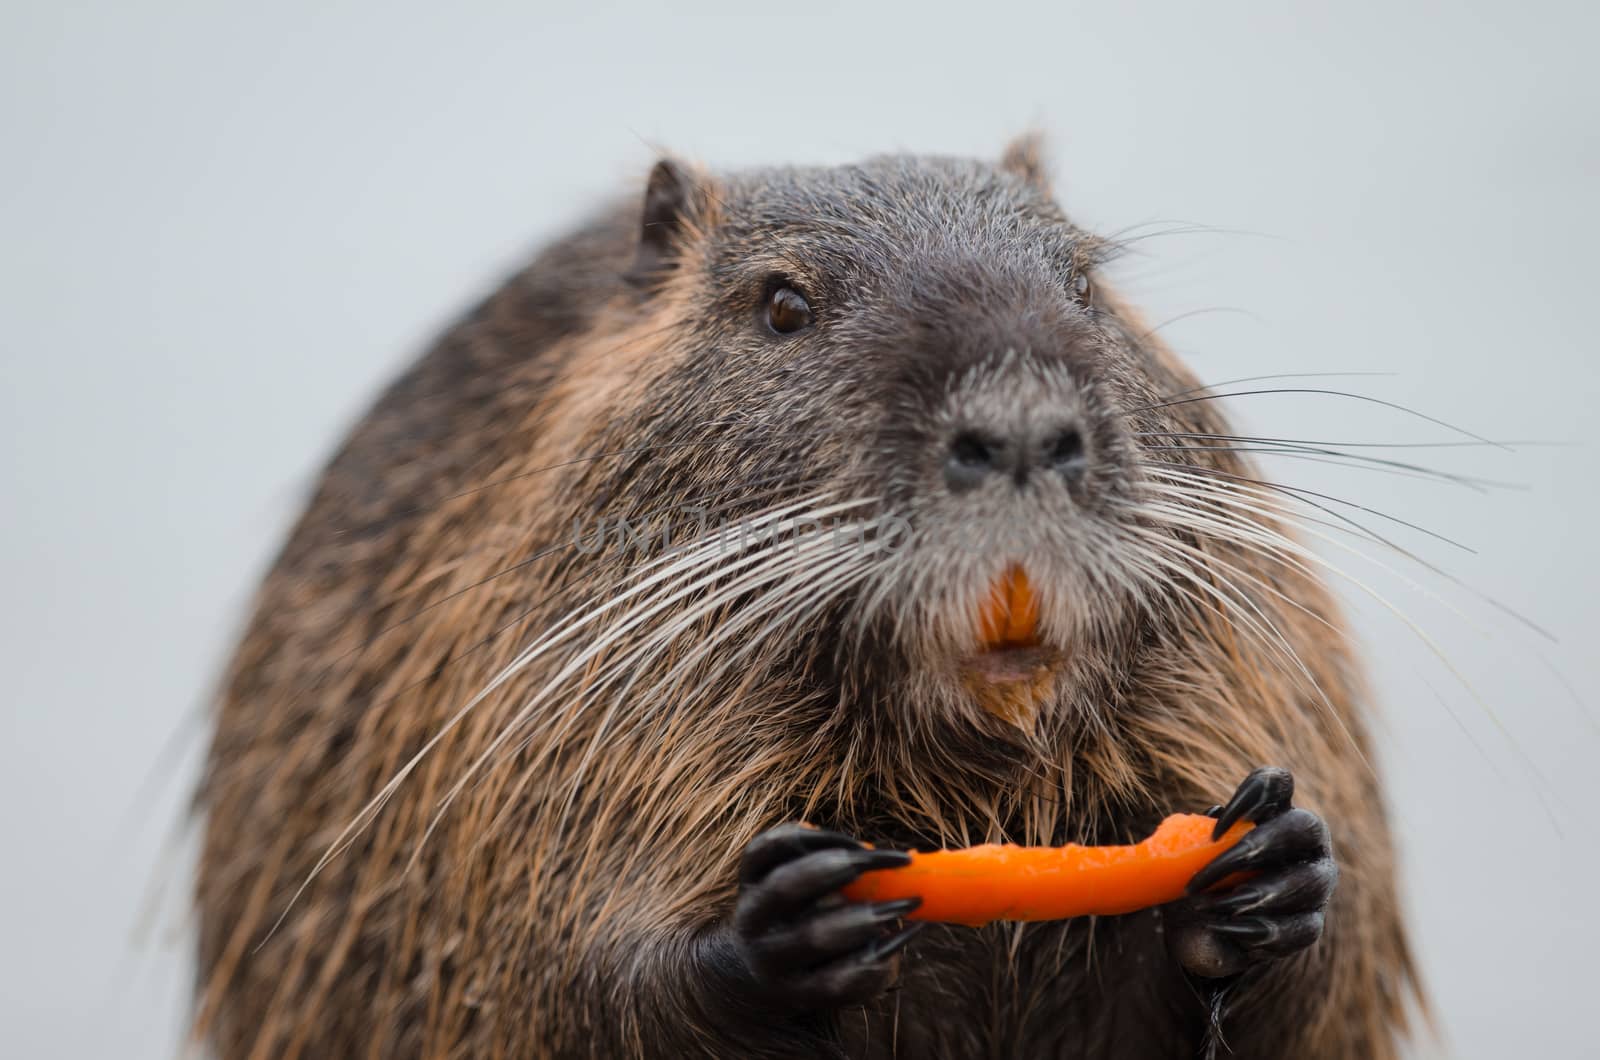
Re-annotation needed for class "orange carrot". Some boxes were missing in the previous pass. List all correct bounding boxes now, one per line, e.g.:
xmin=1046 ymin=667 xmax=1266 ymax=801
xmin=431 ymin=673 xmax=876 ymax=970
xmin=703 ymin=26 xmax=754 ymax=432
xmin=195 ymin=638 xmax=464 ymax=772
xmin=842 ymin=813 xmax=1252 ymax=927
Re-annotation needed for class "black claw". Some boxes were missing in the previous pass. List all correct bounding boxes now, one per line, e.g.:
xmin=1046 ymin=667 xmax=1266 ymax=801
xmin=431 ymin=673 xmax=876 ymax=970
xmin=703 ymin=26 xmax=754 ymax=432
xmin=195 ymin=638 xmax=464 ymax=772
xmin=1211 ymin=766 xmax=1295 ymax=841
xmin=873 ymin=897 xmax=923 ymax=919
xmin=866 ymin=921 xmax=926 ymax=961
xmin=1193 ymin=858 xmax=1338 ymax=917
xmin=853 ymin=848 xmax=915 ymax=872
xmin=1208 ymin=916 xmax=1276 ymax=945
xmin=1209 ymin=912 xmax=1325 ymax=958
xmin=739 ymin=823 xmax=867 ymax=884
xmin=775 ymin=847 xmax=906 ymax=898
xmin=1190 ymin=808 xmax=1328 ymax=895
xmin=1187 ymin=836 xmax=1261 ymax=895
xmin=1194 ymin=887 xmax=1260 ymax=917
xmin=753 ymin=897 xmax=919 ymax=969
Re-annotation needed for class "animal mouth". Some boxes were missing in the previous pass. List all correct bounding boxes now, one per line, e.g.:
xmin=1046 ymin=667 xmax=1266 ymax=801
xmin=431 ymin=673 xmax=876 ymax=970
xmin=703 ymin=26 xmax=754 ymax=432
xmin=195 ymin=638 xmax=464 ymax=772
xmin=959 ymin=564 xmax=1061 ymax=723
xmin=962 ymin=644 xmax=1059 ymax=684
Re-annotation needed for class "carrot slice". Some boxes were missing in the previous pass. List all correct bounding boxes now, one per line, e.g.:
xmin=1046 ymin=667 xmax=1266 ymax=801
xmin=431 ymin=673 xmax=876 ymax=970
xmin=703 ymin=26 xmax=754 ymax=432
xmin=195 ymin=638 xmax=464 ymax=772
xmin=842 ymin=813 xmax=1252 ymax=926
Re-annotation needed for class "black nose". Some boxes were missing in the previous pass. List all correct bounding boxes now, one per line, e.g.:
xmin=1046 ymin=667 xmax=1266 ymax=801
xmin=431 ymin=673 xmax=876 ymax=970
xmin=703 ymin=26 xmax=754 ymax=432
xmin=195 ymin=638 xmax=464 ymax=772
xmin=943 ymin=423 xmax=1087 ymax=493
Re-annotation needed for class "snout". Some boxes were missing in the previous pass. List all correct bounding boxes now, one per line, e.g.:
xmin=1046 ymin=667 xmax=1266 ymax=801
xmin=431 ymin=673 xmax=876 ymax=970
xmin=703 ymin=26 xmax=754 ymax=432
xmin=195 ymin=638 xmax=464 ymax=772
xmin=943 ymin=421 xmax=1088 ymax=493
xmin=885 ymin=341 xmax=1131 ymax=719
xmin=926 ymin=341 xmax=1111 ymax=512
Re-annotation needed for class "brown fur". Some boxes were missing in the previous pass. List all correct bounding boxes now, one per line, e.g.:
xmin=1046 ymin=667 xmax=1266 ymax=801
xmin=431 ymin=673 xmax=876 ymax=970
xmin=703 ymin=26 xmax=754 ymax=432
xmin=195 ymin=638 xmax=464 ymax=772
xmin=196 ymin=145 xmax=1420 ymax=1057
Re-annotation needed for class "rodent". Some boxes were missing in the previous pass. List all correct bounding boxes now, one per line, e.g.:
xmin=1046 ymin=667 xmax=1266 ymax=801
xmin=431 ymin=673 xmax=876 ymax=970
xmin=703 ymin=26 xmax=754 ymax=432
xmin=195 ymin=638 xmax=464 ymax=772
xmin=194 ymin=136 xmax=1421 ymax=1058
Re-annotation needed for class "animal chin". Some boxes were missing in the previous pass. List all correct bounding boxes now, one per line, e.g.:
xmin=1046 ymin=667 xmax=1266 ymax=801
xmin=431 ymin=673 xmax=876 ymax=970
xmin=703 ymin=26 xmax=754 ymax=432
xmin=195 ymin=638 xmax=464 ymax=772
xmin=958 ymin=563 xmax=1062 ymax=728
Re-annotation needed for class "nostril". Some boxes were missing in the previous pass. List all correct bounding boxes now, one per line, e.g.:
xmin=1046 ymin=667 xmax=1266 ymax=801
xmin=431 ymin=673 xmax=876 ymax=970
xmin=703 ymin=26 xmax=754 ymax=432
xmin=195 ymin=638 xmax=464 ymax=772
xmin=944 ymin=426 xmax=1086 ymax=492
xmin=1045 ymin=426 xmax=1086 ymax=475
xmin=945 ymin=431 xmax=1001 ymax=493
xmin=950 ymin=431 xmax=995 ymax=469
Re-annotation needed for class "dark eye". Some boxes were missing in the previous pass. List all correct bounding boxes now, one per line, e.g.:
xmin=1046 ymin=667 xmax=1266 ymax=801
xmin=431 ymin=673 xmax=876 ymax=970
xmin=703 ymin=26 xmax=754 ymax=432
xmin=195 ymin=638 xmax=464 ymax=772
xmin=1072 ymin=271 xmax=1094 ymax=306
xmin=765 ymin=285 xmax=814 ymax=334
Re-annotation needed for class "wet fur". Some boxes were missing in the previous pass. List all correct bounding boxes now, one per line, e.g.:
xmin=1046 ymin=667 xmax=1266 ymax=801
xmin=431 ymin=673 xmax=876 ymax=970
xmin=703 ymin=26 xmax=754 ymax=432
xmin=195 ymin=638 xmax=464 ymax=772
xmin=196 ymin=149 xmax=1419 ymax=1057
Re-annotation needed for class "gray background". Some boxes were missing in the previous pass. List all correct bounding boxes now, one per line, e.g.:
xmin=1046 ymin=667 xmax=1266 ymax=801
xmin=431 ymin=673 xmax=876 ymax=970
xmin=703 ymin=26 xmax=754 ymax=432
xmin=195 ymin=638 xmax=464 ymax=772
xmin=3 ymin=2 xmax=1596 ymax=1056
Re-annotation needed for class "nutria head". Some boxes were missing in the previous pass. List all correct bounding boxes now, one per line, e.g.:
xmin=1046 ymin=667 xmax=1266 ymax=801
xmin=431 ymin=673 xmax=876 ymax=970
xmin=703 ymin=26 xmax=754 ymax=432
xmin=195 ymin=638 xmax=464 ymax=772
xmin=542 ymin=140 xmax=1242 ymax=754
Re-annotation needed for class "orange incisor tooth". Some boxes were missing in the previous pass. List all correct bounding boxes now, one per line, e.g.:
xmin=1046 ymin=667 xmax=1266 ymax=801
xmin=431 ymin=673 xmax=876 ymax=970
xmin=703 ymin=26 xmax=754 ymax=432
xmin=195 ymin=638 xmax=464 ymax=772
xmin=979 ymin=564 xmax=1040 ymax=647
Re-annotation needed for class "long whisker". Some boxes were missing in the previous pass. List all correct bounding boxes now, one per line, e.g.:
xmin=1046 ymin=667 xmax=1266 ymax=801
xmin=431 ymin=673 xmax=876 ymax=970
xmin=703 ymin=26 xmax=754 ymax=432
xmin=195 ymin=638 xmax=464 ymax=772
xmin=1249 ymin=451 xmax=1526 ymax=491
xmin=1145 ymin=464 xmax=1555 ymax=642
xmin=308 ymin=475 xmax=825 ymax=734
xmin=262 ymin=493 xmax=855 ymax=945
xmin=1134 ymin=479 xmax=1561 ymax=820
xmin=1130 ymin=469 xmax=1560 ymax=781
xmin=414 ymin=508 xmax=877 ymax=864
xmin=542 ymin=528 xmax=882 ymax=840
xmin=1140 ymin=442 xmax=1514 ymax=490
xmin=305 ymin=467 xmax=817 ymax=692
xmin=531 ymin=526 xmax=868 ymax=763
xmin=1148 ymin=491 xmax=1482 ymax=646
xmin=1155 ymin=372 xmax=1398 ymax=403
xmin=1137 ymin=430 xmax=1558 ymax=450
xmin=413 ymin=497 xmax=876 ymax=850
xmin=623 ymin=524 xmax=885 ymax=722
xmin=1122 ymin=522 xmax=1375 ymax=778
xmin=1130 ymin=387 xmax=1507 ymax=450
xmin=1099 ymin=219 xmax=1281 ymax=251
xmin=1142 ymin=460 xmax=1475 ymax=553
xmin=1164 ymin=486 xmax=1561 ymax=832
xmin=1133 ymin=307 xmax=1259 ymax=341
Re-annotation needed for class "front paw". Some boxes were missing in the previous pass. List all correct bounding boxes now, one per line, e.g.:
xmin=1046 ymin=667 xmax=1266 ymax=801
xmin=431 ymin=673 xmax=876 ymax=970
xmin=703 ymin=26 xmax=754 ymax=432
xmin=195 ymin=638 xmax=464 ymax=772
xmin=1167 ymin=767 xmax=1338 ymax=978
xmin=732 ymin=823 xmax=922 ymax=1012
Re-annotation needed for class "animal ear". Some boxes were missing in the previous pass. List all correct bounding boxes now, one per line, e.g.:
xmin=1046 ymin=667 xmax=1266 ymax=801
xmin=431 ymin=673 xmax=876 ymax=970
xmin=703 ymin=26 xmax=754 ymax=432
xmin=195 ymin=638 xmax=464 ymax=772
xmin=628 ymin=157 xmax=707 ymax=289
xmin=999 ymin=132 xmax=1051 ymax=195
